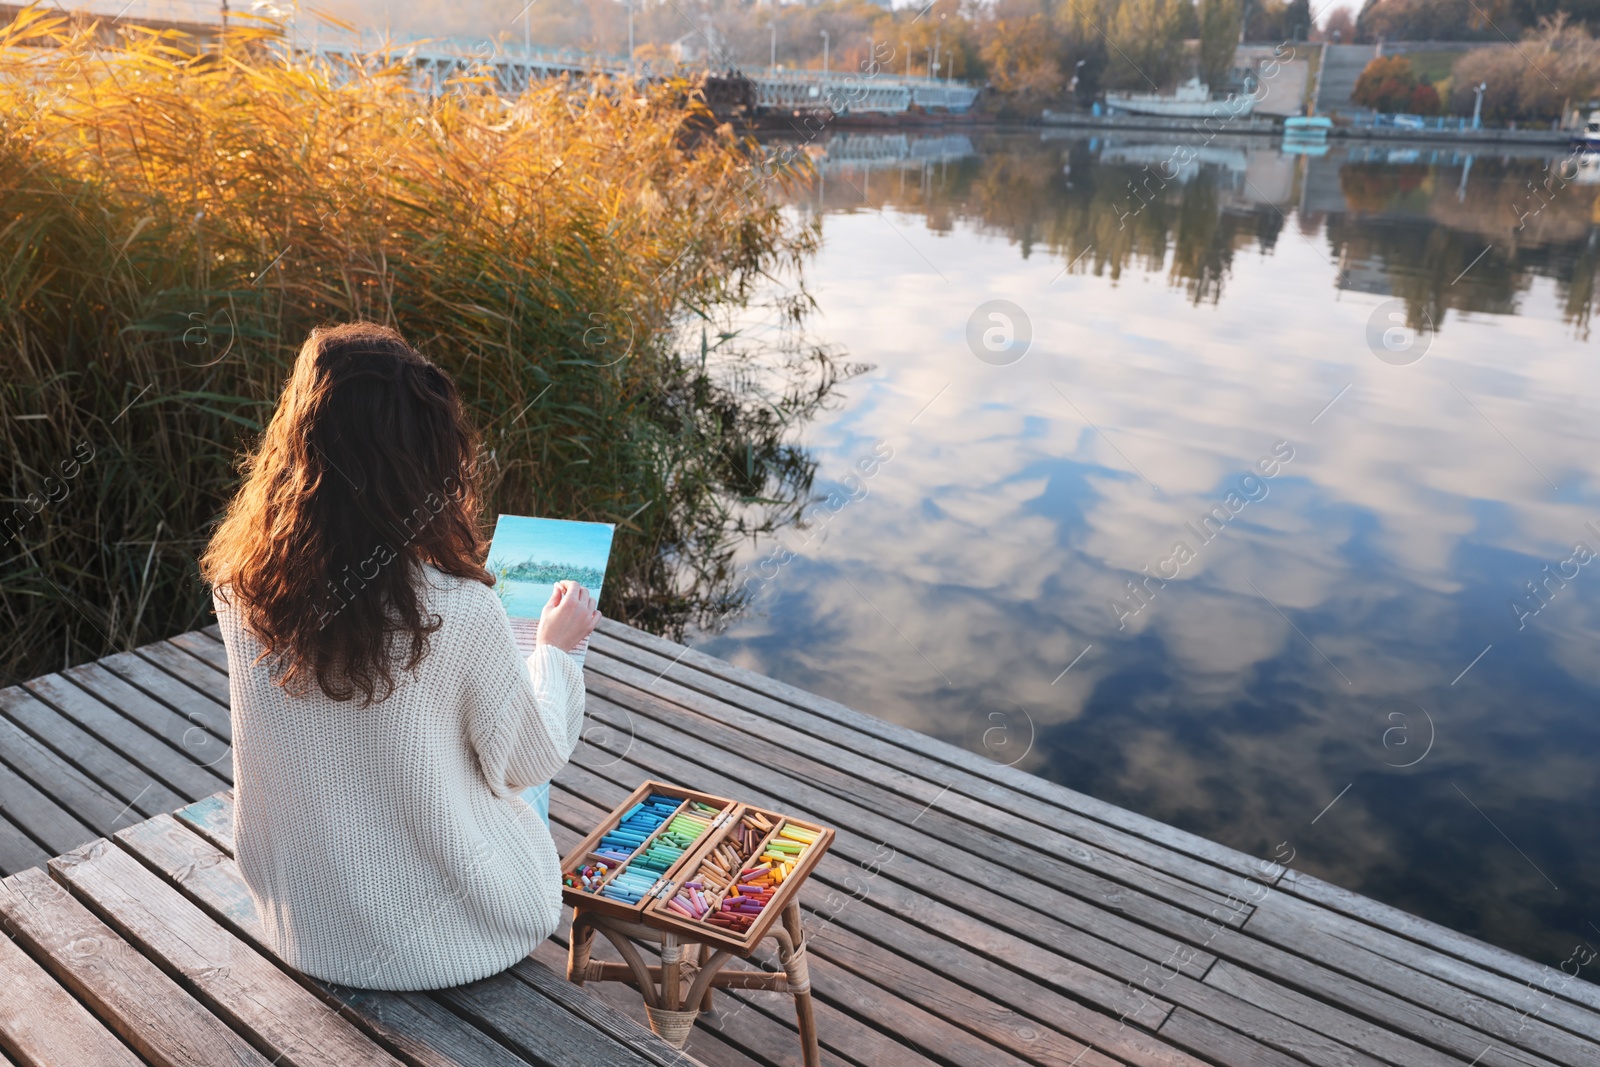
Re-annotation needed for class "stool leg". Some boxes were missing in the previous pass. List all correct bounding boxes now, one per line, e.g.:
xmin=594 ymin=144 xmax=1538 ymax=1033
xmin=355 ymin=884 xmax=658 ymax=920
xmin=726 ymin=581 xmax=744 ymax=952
xmin=696 ymin=943 xmax=715 ymax=1012
xmin=661 ymin=932 xmax=682 ymax=1012
xmin=568 ymin=908 xmax=596 ymax=986
xmin=778 ymin=902 xmax=820 ymax=1067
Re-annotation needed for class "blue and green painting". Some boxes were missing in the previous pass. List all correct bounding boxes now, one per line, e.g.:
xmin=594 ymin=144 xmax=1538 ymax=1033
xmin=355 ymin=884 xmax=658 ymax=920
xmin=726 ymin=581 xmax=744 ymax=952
xmin=487 ymin=515 xmax=615 ymax=621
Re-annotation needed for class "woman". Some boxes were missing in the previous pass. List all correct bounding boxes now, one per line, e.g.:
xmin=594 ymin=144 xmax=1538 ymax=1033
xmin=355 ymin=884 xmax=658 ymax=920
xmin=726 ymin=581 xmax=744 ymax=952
xmin=200 ymin=322 xmax=599 ymax=991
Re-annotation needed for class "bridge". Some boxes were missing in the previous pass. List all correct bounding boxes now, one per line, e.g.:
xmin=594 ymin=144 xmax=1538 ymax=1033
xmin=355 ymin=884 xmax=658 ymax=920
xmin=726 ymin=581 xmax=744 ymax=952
xmin=14 ymin=0 xmax=979 ymax=115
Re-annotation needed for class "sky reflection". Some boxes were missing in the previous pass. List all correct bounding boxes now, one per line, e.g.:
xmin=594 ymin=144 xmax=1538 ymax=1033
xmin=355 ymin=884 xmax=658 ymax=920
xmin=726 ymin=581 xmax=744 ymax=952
xmin=691 ymin=131 xmax=1600 ymax=964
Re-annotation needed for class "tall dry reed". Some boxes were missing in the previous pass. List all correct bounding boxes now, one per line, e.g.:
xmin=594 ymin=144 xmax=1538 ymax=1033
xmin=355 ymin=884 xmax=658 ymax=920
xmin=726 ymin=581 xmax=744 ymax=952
xmin=0 ymin=8 xmax=847 ymax=684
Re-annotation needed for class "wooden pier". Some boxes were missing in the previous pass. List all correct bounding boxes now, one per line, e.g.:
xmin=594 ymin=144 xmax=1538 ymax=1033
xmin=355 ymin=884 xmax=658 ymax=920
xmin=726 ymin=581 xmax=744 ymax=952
xmin=2 ymin=619 xmax=1599 ymax=1066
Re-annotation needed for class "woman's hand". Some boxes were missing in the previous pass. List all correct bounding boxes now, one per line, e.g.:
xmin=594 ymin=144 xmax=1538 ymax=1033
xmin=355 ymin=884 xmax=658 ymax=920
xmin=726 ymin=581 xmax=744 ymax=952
xmin=536 ymin=581 xmax=601 ymax=652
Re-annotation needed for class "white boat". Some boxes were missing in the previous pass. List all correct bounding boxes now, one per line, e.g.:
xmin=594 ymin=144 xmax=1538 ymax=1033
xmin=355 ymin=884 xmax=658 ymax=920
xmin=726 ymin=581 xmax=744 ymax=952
xmin=1571 ymin=109 xmax=1600 ymax=150
xmin=1103 ymin=77 xmax=1255 ymax=119
xmin=1283 ymin=115 xmax=1332 ymax=140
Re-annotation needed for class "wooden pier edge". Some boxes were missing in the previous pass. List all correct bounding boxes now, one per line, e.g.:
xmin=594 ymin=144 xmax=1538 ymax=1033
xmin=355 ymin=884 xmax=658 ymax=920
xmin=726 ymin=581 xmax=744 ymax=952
xmin=0 ymin=622 xmax=1589 ymax=1067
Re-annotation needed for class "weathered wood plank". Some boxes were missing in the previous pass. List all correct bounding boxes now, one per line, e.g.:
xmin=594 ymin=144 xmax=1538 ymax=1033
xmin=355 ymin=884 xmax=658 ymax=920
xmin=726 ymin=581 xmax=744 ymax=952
xmin=552 ymin=764 xmax=1411 ymax=1067
xmin=48 ymin=838 xmax=403 ymax=1067
xmin=583 ymin=647 xmax=1252 ymax=921
xmin=433 ymin=973 xmax=671 ymax=1067
xmin=136 ymin=643 xmax=232 ymax=708
xmin=1279 ymin=869 xmax=1600 ymax=1018
xmin=0 ymin=704 xmax=135 ymax=842
xmin=1239 ymin=893 xmax=1600 ymax=1066
xmin=113 ymin=814 xmax=579 ymax=1067
xmin=60 ymin=662 xmax=232 ymax=775
xmin=0 ymin=813 xmax=47 ymax=877
xmin=524 ymin=938 xmax=780 ymax=1067
xmin=94 ymin=652 xmax=233 ymax=746
xmin=585 ymin=641 xmax=1268 ymax=906
xmin=548 ymin=760 xmax=1194 ymax=1058
xmin=591 ymin=621 xmax=1273 ymax=879
xmin=509 ymin=955 xmax=756 ymax=1067
xmin=0 ymin=867 xmax=272 ymax=1066
xmin=0 ymin=925 xmax=144 ymax=1067
xmin=578 ymin=688 xmax=1222 ymax=970
xmin=0 ymin=770 xmax=91 ymax=867
xmin=22 ymin=672 xmax=228 ymax=800
xmin=174 ymin=791 xmax=233 ymax=854
xmin=166 ymin=631 xmax=230 ymax=675
xmin=0 ymin=687 xmax=185 ymax=818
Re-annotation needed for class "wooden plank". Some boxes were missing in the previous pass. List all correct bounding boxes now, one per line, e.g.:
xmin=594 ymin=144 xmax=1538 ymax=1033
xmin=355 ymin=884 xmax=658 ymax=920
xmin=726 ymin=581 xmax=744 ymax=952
xmin=1202 ymin=961 xmax=1470 ymax=1067
xmin=591 ymin=621 xmax=1274 ymax=880
xmin=22 ymin=672 xmax=229 ymax=799
xmin=113 ymin=814 xmax=565 ymax=1067
xmin=94 ymin=651 xmax=233 ymax=746
xmin=509 ymin=955 xmax=756 ymax=1067
xmin=0 ymin=706 xmax=134 ymax=841
xmin=174 ymin=792 xmax=233 ymax=854
xmin=578 ymin=688 xmax=1223 ymax=972
xmin=0 ymin=767 xmax=92 ymax=862
xmin=1280 ymin=869 xmax=1600 ymax=1017
xmin=0 ymin=926 xmax=144 ymax=1067
xmin=0 ymin=867 xmax=272 ymax=1067
xmin=0 ymin=812 xmax=47 ymax=877
xmin=584 ymin=647 xmax=1255 ymax=919
xmin=530 ymin=936 xmax=811 ymax=1067
xmin=48 ymin=838 xmax=404 ymax=1067
xmin=186 ymin=783 xmax=1092 ymax=1067
xmin=61 ymin=662 xmax=232 ymax=774
xmin=576 ymin=648 xmax=1585 ymax=1067
xmin=562 ymin=706 xmax=1549 ymax=1067
xmin=1263 ymin=885 xmax=1600 ymax=1038
xmin=136 ymin=642 xmax=233 ymax=708
xmin=551 ymin=769 xmax=1405 ymax=1067
xmin=167 ymin=631 xmax=230 ymax=675
xmin=433 ymin=972 xmax=673 ymax=1067
xmin=1155 ymin=1007 xmax=1310 ymax=1067
xmin=585 ymin=641 xmax=1270 ymax=906
xmin=1239 ymin=894 xmax=1600 ymax=1066
xmin=0 ymin=686 xmax=186 ymax=818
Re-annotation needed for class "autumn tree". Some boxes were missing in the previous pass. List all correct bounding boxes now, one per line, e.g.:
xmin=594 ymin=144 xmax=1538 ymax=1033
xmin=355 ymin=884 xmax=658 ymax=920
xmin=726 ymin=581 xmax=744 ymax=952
xmin=1198 ymin=0 xmax=1242 ymax=88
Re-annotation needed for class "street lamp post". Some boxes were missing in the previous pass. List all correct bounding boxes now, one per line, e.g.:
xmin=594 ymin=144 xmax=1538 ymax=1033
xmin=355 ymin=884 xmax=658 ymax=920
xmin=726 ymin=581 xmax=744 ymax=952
xmin=1472 ymin=81 xmax=1487 ymax=130
xmin=770 ymin=23 xmax=776 ymax=73
xmin=627 ymin=2 xmax=635 ymax=75
xmin=820 ymin=30 xmax=829 ymax=77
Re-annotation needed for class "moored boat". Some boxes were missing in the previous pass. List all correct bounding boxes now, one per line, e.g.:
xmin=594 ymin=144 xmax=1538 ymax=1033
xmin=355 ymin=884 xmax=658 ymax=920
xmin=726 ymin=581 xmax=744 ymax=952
xmin=1103 ymin=77 xmax=1255 ymax=119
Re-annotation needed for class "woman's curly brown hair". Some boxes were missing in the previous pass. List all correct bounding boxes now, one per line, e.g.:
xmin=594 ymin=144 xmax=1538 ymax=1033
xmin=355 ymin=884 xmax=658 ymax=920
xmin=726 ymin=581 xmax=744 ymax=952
xmin=201 ymin=323 xmax=492 ymax=704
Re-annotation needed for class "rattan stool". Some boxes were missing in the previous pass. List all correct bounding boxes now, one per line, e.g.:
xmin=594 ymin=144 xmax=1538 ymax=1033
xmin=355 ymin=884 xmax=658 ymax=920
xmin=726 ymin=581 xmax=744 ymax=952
xmin=567 ymin=898 xmax=820 ymax=1066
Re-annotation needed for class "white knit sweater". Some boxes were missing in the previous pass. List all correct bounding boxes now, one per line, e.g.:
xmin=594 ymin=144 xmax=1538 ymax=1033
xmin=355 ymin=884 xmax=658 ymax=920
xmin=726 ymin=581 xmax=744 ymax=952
xmin=214 ymin=564 xmax=586 ymax=991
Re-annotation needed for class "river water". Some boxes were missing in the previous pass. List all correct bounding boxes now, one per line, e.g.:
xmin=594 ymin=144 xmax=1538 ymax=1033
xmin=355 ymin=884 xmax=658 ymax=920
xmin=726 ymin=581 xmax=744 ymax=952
xmin=689 ymin=128 xmax=1600 ymax=965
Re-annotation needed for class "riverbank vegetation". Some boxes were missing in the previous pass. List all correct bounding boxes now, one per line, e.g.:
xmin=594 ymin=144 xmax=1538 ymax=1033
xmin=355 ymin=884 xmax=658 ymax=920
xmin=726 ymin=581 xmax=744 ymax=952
xmin=0 ymin=10 xmax=852 ymax=684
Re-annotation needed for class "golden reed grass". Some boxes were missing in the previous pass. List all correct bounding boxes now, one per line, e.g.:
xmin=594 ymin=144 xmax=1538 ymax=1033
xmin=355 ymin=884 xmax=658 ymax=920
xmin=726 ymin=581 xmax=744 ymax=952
xmin=0 ymin=6 xmax=846 ymax=683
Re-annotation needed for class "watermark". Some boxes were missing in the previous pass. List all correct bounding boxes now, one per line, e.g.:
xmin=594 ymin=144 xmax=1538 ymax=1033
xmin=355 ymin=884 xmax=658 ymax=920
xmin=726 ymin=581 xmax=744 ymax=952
xmin=1365 ymin=298 xmax=1433 ymax=365
xmin=313 ymin=474 xmax=468 ymax=628
xmin=965 ymin=299 xmax=1032 ymax=365
xmin=731 ymin=440 xmax=893 ymax=607
xmin=1369 ymin=699 xmax=1435 ymax=768
xmin=1511 ymin=521 xmax=1600 ymax=630
xmin=1109 ymin=440 xmax=1295 ymax=630
xmin=1 ymin=439 xmax=96 ymax=549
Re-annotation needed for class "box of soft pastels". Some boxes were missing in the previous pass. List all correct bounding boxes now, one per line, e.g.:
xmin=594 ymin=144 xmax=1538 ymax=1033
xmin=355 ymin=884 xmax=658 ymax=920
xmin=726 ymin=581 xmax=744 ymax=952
xmin=559 ymin=779 xmax=835 ymax=951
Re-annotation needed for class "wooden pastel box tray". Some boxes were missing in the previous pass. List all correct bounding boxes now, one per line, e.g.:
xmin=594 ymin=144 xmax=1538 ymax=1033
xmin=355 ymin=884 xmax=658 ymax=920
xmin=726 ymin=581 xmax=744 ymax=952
xmin=559 ymin=779 xmax=834 ymax=953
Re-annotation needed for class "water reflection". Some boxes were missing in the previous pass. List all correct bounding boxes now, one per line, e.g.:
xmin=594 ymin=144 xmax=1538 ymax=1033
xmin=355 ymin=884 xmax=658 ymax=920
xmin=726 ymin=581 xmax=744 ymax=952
xmin=696 ymin=130 xmax=1600 ymax=964
xmin=804 ymin=130 xmax=1600 ymax=331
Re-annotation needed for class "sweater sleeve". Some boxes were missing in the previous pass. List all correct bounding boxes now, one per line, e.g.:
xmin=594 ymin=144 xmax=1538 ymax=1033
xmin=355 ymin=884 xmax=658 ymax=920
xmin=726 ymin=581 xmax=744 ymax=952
xmin=461 ymin=587 xmax=588 ymax=799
